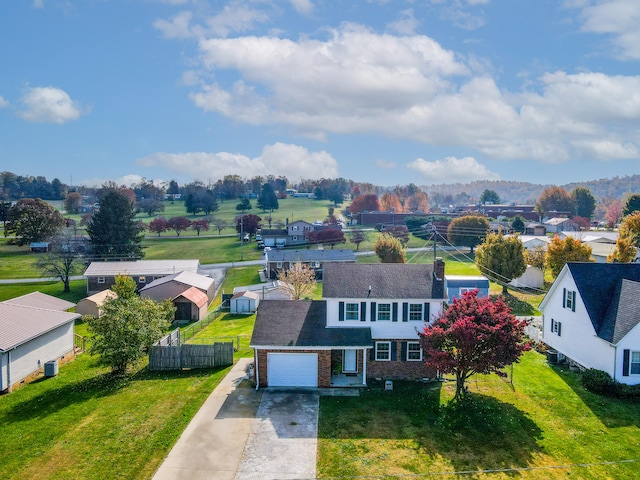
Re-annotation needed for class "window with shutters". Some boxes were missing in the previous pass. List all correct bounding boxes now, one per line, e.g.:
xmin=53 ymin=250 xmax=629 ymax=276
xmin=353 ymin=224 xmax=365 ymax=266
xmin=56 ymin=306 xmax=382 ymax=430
xmin=564 ymin=289 xmax=576 ymax=311
xmin=631 ymin=351 xmax=640 ymax=375
xmin=375 ymin=341 xmax=391 ymax=361
xmin=551 ymin=318 xmax=562 ymax=336
xmin=378 ymin=303 xmax=391 ymax=321
xmin=407 ymin=342 xmax=422 ymax=361
xmin=409 ymin=303 xmax=423 ymax=321
xmin=345 ymin=303 xmax=359 ymax=320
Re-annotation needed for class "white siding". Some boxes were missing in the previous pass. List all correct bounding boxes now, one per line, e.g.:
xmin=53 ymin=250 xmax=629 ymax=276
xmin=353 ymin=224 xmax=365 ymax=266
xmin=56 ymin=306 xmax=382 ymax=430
xmin=325 ymin=298 xmax=442 ymax=340
xmin=614 ymin=323 xmax=640 ymax=385
xmin=1 ymin=322 xmax=74 ymax=390
xmin=542 ymin=273 xmax=614 ymax=375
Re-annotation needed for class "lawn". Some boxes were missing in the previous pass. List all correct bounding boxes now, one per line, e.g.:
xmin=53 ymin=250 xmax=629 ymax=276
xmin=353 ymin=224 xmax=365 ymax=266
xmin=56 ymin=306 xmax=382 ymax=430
xmin=0 ymin=354 xmax=231 ymax=480
xmin=318 ymin=350 xmax=640 ymax=479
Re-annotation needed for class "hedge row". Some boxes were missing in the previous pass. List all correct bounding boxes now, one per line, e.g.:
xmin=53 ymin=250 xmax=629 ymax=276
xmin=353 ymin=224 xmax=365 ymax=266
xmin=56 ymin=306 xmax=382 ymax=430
xmin=582 ymin=368 xmax=640 ymax=398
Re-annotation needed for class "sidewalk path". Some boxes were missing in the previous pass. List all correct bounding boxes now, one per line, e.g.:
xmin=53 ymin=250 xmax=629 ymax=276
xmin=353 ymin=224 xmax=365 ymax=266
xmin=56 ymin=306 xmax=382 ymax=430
xmin=152 ymin=358 xmax=262 ymax=480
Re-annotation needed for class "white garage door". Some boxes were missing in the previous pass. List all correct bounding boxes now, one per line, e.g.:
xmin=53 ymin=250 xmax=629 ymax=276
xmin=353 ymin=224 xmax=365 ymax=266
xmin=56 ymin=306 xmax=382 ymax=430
xmin=267 ymin=353 xmax=318 ymax=387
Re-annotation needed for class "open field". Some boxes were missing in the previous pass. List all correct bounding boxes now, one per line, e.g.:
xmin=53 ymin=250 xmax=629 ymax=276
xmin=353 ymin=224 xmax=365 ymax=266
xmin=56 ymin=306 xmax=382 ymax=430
xmin=318 ymin=350 xmax=640 ymax=479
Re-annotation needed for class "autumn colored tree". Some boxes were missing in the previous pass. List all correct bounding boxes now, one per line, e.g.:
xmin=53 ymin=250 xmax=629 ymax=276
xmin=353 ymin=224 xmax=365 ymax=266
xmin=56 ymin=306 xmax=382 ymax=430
xmin=167 ymin=216 xmax=192 ymax=236
xmin=374 ymin=234 xmax=406 ymax=263
xmin=191 ymin=219 xmax=210 ymax=236
xmin=148 ymin=217 xmax=169 ymax=236
xmin=535 ymin=186 xmax=574 ymax=218
xmin=380 ymin=192 xmax=403 ymax=213
xmin=64 ymin=191 xmax=83 ymax=214
xmin=405 ymin=191 xmax=429 ymax=213
xmin=307 ymin=227 xmax=346 ymax=248
xmin=349 ymin=228 xmax=366 ymax=250
xmin=572 ymin=187 xmax=596 ymax=219
xmin=623 ymin=194 xmax=640 ymax=217
xmin=236 ymin=214 xmax=262 ymax=236
xmin=609 ymin=212 xmax=640 ymax=262
xmin=385 ymin=225 xmax=410 ymax=246
xmin=525 ymin=245 xmax=547 ymax=272
xmin=475 ymin=233 xmax=527 ymax=294
xmin=571 ymin=216 xmax=592 ymax=231
xmin=349 ymin=194 xmax=381 ymax=214
xmin=420 ymin=291 xmax=530 ymax=401
xmin=277 ymin=263 xmax=317 ymax=300
xmin=6 ymin=198 xmax=65 ymax=245
xmin=605 ymin=199 xmax=624 ymax=228
xmin=447 ymin=215 xmax=490 ymax=254
xmin=546 ymin=235 xmax=593 ymax=278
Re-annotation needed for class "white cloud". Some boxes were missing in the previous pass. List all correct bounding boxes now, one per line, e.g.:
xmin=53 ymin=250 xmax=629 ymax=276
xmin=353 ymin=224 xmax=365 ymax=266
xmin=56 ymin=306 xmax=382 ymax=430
xmin=289 ymin=0 xmax=314 ymax=16
xmin=17 ymin=86 xmax=87 ymax=124
xmin=387 ymin=9 xmax=419 ymax=35
xmin=407 ymin=156 xmax=499 ymax=183
xmin=77 ymin=174 xmax=150 ymax=188
xmin=0 ymin=96 xmax=8 ymax=108
xmin=135 ymin=143 xmax=339 ymax=181
xmin=573 ymin=0 xmax=640 ymax=60
xmin=376 ymin=159 xmax=396 ymax=169
xmin=32 ymin=0 xmax=44 ymax=8
xmin=154 ymin=2 xmax=270 ymax=39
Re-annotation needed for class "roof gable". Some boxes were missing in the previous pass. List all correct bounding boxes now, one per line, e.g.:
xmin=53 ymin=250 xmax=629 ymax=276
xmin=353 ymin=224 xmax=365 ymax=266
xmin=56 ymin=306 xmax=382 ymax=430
xmin=140 ymin=270 xmax=213 ymax=292
xmin=599 ymin=279 xmax=640 ymax=344
xmin=174 ymin=286 xmax=209 ymax=308
xmin=322 ymin=263 xmax=440 ymax=299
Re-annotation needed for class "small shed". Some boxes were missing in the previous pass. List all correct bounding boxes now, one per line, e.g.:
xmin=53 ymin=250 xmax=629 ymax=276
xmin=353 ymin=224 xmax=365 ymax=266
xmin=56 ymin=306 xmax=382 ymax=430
xmin=30 ymin=242 xmax=51 ymax=253
xmin=173 ymin=287 xmax=209 ymax=321
xmin=75 ymin=290 xmax=117 ymax=318
xmin=509 ymin=266 xmax=544 ymax=288
xmin=1 ymin=293 xmax=80 ymax=392
xmin=230 ymin=291 xmax=260 ymax=314
xmin=445 ymin=275 xmax=490 ymax=303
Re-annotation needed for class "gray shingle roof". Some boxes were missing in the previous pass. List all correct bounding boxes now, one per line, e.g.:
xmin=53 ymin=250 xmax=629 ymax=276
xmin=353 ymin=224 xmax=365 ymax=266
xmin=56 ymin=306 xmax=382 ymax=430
xmin=250 ymin=300 xmax=372 ymax=348
xmin=568 ymin=262 xmax=640 ymax=343
xmin=0 ymin=304 xmax=79 ymax=352
xmin=139 ymin=270 xmax=213 ymax=292
xmin=266 ymin=249 xmax=356 ymax=263
xmin=322 ymin=263 xmax=441 ymax=299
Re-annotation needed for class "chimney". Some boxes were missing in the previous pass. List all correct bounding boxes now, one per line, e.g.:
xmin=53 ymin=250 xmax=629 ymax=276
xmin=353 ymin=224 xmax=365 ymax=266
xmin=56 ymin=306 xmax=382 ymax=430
xmin=434 ymin=257 xmax=445 ymax=281
xmin=367 ymin=285 xmax=372 ymax=298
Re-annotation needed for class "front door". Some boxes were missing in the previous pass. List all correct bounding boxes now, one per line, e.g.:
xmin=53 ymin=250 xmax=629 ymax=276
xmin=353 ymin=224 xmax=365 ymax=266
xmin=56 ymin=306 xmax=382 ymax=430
xmin=343 ymin=349 xmax=357 ymax=373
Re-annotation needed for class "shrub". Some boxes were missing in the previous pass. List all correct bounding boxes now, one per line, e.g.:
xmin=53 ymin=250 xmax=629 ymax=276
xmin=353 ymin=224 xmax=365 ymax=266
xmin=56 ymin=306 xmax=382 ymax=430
xmin=582 ymin=368 xmax=640 ymax=398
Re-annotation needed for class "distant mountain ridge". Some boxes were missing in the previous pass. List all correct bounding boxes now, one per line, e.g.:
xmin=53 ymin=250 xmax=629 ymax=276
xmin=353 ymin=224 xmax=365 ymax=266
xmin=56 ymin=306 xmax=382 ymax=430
xmin=422 ymin=175 xmax=640 ymax=205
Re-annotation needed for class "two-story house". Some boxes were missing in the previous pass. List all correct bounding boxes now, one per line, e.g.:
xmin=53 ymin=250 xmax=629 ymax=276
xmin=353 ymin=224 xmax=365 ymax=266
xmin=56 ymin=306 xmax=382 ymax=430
xmin=540 ymin=262 xmax=640 ymax=385
xmin=250 ymin=260 xmax=447 ymax=388
xmin=261 ymin=220 xmax=316 ymax=248
xmin=264 ymin=249 xmax=356 ymax=279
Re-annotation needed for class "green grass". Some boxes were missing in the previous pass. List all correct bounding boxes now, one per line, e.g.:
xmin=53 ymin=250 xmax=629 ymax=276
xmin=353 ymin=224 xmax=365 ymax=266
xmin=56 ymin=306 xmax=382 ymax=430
xmin=0 ymin=354 xmax=231 ymax=480
xmin=143 ymin=235 xmax=263 ymax=263
xmin=0 ymin=280 xmax=86 ymax=303
xmin=318 ymin=350 xmax=640 ymax=479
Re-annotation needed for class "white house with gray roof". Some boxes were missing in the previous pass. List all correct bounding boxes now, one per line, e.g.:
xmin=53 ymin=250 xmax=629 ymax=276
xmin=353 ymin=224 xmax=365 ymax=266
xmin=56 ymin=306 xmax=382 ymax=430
xmin=540 ymin=263 xmax=640 ymax=385
xmin=0 ymin=293 xmax=80 ymax=392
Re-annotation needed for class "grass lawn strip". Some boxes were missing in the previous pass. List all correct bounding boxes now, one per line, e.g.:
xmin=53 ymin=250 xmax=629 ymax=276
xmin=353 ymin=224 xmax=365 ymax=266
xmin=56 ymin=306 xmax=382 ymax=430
xmin=318 ymin=351 xmax=640 ymax=479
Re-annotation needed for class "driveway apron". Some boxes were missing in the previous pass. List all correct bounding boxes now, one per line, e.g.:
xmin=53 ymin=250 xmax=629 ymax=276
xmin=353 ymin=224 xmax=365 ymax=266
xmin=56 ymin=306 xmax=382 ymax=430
xmin=235 ymin=390 xmax=319 ymax=480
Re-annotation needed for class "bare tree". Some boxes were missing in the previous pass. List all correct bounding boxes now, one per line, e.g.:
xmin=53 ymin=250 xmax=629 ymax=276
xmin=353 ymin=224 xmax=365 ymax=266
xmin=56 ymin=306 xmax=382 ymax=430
xmin=277 ymin=263 xmax=317 ymax=300
xmin=34 ymin=234 xmax=84 ymax=292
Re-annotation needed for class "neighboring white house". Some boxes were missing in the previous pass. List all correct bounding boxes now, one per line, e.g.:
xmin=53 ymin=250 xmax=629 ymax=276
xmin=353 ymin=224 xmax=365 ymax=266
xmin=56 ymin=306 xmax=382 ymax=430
xmin=507 ymin=235 xmax=551 ymax=251
xmin=540 ymin=262 xmax=640 ymax=385
xmin=0 ymin=293 xmax=80 ymax=392
xmin=509 ymin=265 xmax=544 ymax=289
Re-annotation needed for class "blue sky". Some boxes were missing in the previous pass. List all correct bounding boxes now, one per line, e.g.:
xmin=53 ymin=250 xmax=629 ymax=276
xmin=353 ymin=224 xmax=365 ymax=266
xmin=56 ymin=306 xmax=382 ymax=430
xmin=1 ymin=0 xmax=639 ymax=188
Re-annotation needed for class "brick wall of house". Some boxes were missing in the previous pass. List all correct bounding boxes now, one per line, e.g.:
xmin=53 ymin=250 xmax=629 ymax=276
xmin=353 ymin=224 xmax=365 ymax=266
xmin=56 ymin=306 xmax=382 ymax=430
xmin=254 ymin=349 xmax=331 ymax=388
xmin=366 ymin=340 xmax=437 ymax=381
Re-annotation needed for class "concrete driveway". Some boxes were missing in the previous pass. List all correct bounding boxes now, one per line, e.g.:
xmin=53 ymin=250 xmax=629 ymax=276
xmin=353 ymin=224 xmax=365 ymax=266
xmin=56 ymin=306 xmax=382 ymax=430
xmin=152 ymin=360 xmax=319 ymax=480
xmin=235 ymin=390 xmax=319 ymax=480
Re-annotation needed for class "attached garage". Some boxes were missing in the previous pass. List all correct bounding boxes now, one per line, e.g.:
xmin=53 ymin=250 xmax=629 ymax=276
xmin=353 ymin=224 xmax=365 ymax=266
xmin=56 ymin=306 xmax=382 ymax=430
xmin=267 ymin=353 xmax=318 ymax=387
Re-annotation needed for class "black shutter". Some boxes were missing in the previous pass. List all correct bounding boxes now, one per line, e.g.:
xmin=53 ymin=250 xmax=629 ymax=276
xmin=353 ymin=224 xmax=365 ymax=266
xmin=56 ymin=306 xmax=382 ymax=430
xmin=401 ymin=342 xmax=407 ymax=362
xmin=370 ymin=302 xmax=376 ymax=322
xmin=361 ymin=302 xmax=367 ymax=322
xmin=392 ymin=302 xmax=398 ymax=322
xmin=370 ymin=346 xmax=375 ymax=362
xmin=339 ymin=301 xmax=344 ymax=321
xmin=402 ymin=302 xmax=408 ymax=322
xmin=557 ymin=322 xmax=562 ymax=336
xmin=424 ymin=303 xmax=430 ymax=322
xmin=571 ymin=292 xmax=576 ymax=312
xmin=391 ymin=341 xmax=397 ymax=361
xmin=563 ymin=288 xmax=567 ymax=308
xmin=551 ymin=319 xmax=555 ymax=332
xmin=623 ymin=349 xmax=630 ymax=377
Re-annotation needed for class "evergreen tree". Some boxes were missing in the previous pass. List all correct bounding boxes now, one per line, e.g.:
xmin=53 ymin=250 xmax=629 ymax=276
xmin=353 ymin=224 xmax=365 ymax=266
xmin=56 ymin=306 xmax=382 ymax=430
xmin=572 ymin=187 xmax=596 ymax=219
xmin=257 ymin=183 xmax=279 ymax=212
xmin=623 ymin=194 xmax=640 ymax=217
xmin=87 ymin=188 xmax=144 ymax=260
xmin=480 ymin=189 xmax=500 ymax=205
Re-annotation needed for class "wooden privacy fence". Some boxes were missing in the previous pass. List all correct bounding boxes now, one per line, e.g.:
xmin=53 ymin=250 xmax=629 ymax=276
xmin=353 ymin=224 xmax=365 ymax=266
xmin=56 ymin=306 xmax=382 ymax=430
xmin=148 ymin=342 xmax=234 ymax=371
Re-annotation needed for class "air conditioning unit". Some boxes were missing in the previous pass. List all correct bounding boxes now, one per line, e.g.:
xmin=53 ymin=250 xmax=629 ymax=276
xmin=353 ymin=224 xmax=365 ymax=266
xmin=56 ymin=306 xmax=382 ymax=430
xmin=44 ymin=360 xmax=59 ymax=377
